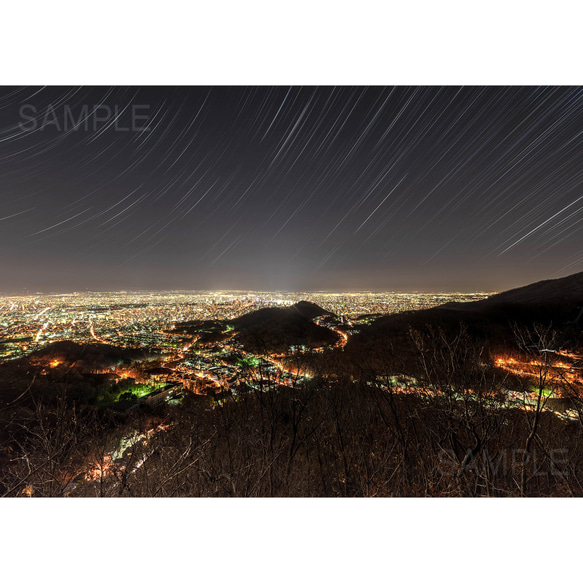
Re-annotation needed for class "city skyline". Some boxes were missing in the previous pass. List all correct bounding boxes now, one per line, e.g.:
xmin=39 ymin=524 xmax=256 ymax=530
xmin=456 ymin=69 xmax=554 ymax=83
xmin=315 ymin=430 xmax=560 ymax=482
xmin=2 ymin=86 xmax=583 ymax=293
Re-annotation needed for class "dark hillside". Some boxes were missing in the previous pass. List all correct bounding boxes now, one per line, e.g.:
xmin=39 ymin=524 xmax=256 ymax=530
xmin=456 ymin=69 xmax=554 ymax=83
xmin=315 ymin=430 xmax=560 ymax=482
xmin=231 ymin=301 xmax=338 ymax=353
xmin=344 ymin=271 xmax=583 ymax=372
xmin=231 ymin=300 xmax=333 ymax=329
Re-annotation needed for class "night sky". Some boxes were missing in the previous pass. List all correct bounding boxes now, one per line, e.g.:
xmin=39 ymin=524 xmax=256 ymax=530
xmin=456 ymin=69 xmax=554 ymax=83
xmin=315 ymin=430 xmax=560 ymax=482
xmin=1 ymin=86 xmax=583 ymax=293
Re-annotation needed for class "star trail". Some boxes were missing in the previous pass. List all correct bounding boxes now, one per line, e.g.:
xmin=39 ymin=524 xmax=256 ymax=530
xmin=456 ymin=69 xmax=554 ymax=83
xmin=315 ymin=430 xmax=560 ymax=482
xmin=1 ymin=86 xmax=583 ymax=293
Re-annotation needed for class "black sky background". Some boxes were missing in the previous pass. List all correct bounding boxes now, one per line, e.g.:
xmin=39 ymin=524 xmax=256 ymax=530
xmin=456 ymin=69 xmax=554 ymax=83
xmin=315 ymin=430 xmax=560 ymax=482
xmin=1 ymin=86 xmax=583 ymax=293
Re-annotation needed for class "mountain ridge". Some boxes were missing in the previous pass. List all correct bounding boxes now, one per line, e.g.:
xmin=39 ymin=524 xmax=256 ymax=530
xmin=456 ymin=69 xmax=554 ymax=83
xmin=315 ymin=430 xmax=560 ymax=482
xmin=345 ymin=271 xmax=583 ymax=362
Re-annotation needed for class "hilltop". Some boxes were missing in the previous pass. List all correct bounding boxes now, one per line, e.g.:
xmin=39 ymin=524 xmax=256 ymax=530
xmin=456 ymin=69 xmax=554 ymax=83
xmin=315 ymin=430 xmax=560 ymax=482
xmin=31 ymin=340 xmax=147 ymax=370
xmin=231 ymin=300 xmax=333 ymax=329
xmin=231 ymin=301 xmax=338 ymax=353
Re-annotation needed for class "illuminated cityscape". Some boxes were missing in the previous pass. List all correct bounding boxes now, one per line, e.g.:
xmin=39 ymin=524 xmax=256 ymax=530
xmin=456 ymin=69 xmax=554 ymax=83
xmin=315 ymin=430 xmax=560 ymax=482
xmin=0 ymin=290 xmax=489 ymax=393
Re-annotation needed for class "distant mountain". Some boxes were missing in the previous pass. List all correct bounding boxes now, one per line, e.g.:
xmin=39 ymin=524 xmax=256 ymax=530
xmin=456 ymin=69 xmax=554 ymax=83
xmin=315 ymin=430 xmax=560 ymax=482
xmin=445 ymin=271 xmax=583 ymax=310
xmin=231 ymin=301 xmax=338 ymax=353
xmin=345 ymin=271 xmax=583 ymax=365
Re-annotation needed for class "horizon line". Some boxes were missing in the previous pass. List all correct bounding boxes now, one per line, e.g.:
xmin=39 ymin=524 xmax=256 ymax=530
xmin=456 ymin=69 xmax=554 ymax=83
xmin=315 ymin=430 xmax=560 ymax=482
xmin=0 ymin=288 xmax=498 ymax=296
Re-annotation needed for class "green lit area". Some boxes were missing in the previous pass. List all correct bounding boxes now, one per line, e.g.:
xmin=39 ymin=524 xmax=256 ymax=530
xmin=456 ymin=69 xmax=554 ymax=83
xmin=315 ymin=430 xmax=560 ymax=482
xmin=94 ymin=382 xmax=168 ymax=406
xmin=237 ymin=355 xmax=261 ymax=368
xmin=530 ymin=385 xmax=554 ymax=397
xmin=121 ymin=383 xmax=157 ymax=399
